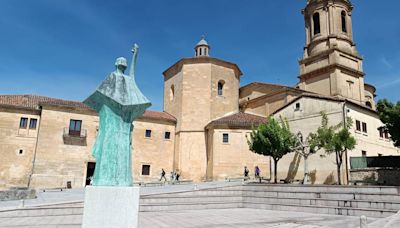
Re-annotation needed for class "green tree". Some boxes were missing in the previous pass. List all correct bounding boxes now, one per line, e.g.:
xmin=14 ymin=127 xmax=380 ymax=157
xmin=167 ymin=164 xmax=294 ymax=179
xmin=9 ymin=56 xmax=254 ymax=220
xmin=247 ymin=117 xmax=297 ymax=183
xmin=377 ymin=99 xmax=400 ymax=147
xmin=312 ymin=112 xmax=356 ymax=185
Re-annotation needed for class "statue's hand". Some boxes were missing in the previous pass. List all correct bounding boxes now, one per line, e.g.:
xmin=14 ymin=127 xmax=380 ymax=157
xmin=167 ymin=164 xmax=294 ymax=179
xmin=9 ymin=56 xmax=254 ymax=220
xmin=132 ymin=43 xmax=139 ymax=53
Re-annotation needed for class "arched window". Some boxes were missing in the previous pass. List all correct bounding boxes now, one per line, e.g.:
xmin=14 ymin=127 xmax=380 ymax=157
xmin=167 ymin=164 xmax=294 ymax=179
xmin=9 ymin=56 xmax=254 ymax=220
xmin=217 ymin=81 xmax=225 ymax=96
xmin=313 ymin=13 xmax=320 ymax=35
xmin=170 ymin=85 xmax=175 ymax=101
xmin=341 ymin=11 xmax=347 ymax=33
xmin=366 ymin=101 xmax=372 ymax=108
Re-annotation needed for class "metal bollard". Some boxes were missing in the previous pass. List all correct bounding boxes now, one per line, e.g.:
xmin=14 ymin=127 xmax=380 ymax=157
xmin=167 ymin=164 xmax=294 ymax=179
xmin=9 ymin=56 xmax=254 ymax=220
xmin=360 ymin=215 xmax=367 ymax=228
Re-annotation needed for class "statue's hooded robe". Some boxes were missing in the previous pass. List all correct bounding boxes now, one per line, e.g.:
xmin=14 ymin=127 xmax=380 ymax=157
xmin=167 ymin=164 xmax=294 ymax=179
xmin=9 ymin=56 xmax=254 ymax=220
xmin=84 ymin=72 xmax=151 ymax=186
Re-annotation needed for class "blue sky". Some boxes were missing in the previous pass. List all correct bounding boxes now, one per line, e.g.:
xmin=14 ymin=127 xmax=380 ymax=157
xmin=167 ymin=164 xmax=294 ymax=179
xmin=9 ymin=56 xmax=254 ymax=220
xmin=0 ymin=0 xmax=399 ymax=111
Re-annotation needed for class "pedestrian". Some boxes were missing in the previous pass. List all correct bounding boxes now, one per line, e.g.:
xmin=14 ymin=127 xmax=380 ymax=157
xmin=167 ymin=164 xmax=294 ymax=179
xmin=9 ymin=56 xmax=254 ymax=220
xmin=176 ymin=169 xmax=181 ymax=182
xmin=255 ymin=166 xmax=260 ymax=178
xmin=160 ymin=168 xmax=167 ymax=182
xmin=244 ymin=166 xmax=249 ymax=178
xmin=170 ymin=171 xmax=176 ymax=182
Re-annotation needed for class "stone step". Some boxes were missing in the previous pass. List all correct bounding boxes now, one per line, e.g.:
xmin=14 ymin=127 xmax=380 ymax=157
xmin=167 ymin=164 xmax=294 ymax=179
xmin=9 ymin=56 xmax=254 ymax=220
xmin=243 ymin=184 xmax=400 ymax=195
xmin=140 ymin=195 xmax=242 ymax=204
xmin=141 ymin=189 xmax=242 ymax=198
xmin=0 ymin=206 xmax=83 ymax=218
xmin=139 ymin=201 xmax=243 ymax=212
xmin=243 ymin=196 xmax=400 ymax=211
xmin=242 ymin=189 xmax=400 ymax=202
xmin=244 ymin=201 xmax=397 ymax=218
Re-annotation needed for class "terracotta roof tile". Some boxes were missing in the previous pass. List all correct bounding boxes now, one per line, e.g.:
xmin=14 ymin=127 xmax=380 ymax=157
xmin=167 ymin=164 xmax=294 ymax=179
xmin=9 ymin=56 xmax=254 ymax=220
xmin=0 ymin=94 xmax=88 ymax=110
xmin=207 ymin=112 xmax=267 ymax=129
xmin=139 ymin=110 xmax=177 ymax=123
xmin=0 ymin=94 xmax=176 ymax=123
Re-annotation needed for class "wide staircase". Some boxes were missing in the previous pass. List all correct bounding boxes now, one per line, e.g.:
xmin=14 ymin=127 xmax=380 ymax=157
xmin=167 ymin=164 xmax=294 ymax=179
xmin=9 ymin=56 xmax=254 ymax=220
xmin=0 ymin=183 xmax=399 ymax=220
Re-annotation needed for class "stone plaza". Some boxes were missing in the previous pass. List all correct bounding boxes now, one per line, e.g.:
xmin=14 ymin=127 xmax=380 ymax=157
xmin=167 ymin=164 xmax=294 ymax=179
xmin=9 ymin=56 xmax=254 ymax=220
xmin=1 ymin=182 xmax=400 ymax=227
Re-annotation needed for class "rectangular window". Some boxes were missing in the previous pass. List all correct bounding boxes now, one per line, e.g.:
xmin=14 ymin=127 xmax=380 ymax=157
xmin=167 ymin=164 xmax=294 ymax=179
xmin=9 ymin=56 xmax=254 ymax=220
xmin=362 ymin=151 xmax=367 ymax=157
xmin=384 ymin=130 xmax=389 ymax=139
xmin=379 ymin=128 xmax=384 ymax=138
xmin=222 ymin=133 xmax=229 ymax=143
xmin=141 ymin=165 xmax=150 ymax=176
xmin=19 ymin=117 xmax=28 ymax=129
xmin=164 ymin=131 xmax=171 ymax=140
xmin=295 ymin=103 xmax=301 ymax=111
xmin=362 ymin=122 xmax=367 ymax=133
xmin=29 ymin=118 xmax=38 ymax=129
xmin=356 ymin=120 xmax=361 ymax=131
xmin=145 ymin=130 xmax=152 ymax=138
xmin=69 ymin=119 xmax=82 ymax=136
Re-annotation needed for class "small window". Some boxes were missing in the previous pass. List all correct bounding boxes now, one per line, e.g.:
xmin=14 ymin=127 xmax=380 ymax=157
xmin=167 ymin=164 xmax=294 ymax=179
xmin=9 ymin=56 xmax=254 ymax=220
xmin=362 ymin=122 xmax=367 ymax=133
xmin=379 ymin=128 xmax=384 ymax=138
xmin=295 ymin=103 xmax=301 ymax=111
xmin=142 ymin=165 xmax=150 ymax=176
xmin=217 ymin=81 xmax=225 ymax=96
xmin=69 ymin=119 xmax=82 ymax=136
xmin=362 ymin=151 xmax=367 ymax=157
xmin=222 ymin=133 xmax=229 ymax=143
xmin=313 ymin=13 xmax=320 ymax=35
xmin=164 ymin=131 xmax=171 ymax=140
xmin=145 ymin=130 xmax=152 ymax=138
xmin=366 ymin=101 xmax=372 ymax=108
xmin=170 ymin=85 xmax=175 ymax=101
xmin=384 ymin=130 xmax=389 ymax=139
xmin=19 ymin=117 xmax=28 ymax=129
xmin=341 ymin=11 xmax=347 ymax=33
xmin=356 ymin=120 xmax=361 ymax=131
xmin=29 ymin=118 xmax=37 ymax=129
xmin=18 ymin=149 xmax=24 ymax=155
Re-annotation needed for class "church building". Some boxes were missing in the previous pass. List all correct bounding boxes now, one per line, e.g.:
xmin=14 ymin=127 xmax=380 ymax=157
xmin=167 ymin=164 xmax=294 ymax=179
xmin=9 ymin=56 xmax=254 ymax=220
xmin=0 ymin=0 xmax=398 ymax=189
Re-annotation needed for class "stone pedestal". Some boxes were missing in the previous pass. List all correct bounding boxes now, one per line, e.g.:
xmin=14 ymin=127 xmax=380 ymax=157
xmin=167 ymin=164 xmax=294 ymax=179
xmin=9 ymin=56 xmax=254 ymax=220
xmin=82 ymin=186 xmax=140 ymax=228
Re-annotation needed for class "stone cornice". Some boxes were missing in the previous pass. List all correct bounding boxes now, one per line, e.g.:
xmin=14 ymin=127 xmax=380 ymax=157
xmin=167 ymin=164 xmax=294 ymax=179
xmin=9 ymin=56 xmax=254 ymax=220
xmin=298 ymin=63 xmax=365 ymax=81
xmin=163 ymin=57 xmax=242 ymax=79
xmin=300 ymin=47 xmax=362 ymax=65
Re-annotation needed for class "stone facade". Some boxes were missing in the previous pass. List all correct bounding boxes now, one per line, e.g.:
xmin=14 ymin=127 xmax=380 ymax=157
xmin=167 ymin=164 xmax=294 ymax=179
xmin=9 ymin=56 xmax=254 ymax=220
xmin=0 ymin=0 xmax=398 ymax=188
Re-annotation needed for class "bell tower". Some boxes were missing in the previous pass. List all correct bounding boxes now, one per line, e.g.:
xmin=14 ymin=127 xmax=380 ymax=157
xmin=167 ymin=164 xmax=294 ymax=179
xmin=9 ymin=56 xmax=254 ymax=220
xmin=298 ymin=0 xmax=365 ymax=103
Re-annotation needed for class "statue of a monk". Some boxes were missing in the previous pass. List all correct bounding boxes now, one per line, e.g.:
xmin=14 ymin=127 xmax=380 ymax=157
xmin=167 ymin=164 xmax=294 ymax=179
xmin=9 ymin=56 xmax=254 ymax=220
xmin=84 ymin=44 xmax=151 ymax=186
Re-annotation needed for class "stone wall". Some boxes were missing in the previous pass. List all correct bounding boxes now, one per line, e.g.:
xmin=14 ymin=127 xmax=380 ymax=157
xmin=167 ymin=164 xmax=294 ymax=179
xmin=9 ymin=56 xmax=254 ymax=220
xmin=350 ymin=168 xmax=400 ymax=186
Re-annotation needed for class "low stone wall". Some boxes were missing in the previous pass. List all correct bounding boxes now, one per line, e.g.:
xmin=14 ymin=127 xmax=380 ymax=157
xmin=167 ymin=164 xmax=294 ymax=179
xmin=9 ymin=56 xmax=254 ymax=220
xmin=350 ymin=168 xmax=400 ymax=186
xmin=0 ymin=188 xmax=36 ymax=201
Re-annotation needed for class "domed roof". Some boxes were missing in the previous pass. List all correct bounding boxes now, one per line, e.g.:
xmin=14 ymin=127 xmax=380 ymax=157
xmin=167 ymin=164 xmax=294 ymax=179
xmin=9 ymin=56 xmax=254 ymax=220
xmin=196 ymin=37 xmax=209 ymax=46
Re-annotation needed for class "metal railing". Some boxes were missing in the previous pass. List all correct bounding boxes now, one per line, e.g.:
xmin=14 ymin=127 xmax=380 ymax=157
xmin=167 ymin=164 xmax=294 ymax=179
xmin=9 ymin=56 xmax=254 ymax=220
xmin=63 ymin=127 xmax=87 ymax=138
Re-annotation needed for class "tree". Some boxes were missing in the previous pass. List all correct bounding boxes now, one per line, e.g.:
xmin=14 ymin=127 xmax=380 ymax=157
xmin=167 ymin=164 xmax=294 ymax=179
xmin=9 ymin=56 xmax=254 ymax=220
xmin=377 ymin=99 xmax=400 ymax=147
xmin=247 ymin=117 xmax=297 ymax=183
xmin=312 ymin=112 xmax=356 ymax=185
xmin=293 ymin=132 xmax=322 ymax=184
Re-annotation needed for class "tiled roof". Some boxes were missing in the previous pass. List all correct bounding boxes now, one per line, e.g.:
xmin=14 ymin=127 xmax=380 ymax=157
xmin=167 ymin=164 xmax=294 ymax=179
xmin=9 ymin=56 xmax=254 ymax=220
xmin=139 ymin=110 xmax=177 ymax=123
xmin=207 ymin=112 xmax=267 ymax=129
xmin=0 ymin=94 xmax=88 ymax=110
xmin=0 ymin=94 xmax=176 ymax=122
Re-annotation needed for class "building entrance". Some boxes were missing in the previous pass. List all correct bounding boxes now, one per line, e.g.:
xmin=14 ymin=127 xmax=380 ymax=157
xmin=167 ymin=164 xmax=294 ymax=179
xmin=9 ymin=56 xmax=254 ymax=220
xmin=86 ymin=162 xmax=96 ymax=186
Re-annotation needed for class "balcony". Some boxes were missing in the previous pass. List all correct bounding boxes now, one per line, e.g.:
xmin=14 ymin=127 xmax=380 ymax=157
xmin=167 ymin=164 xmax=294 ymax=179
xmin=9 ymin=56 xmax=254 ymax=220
xmin=63 ymin=127 xmax=87 ymax=146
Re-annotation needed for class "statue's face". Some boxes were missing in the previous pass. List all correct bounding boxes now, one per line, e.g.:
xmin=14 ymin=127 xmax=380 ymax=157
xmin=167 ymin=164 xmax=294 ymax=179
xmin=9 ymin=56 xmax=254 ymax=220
xmin=117 ymin=64 xmax=127 ymax=73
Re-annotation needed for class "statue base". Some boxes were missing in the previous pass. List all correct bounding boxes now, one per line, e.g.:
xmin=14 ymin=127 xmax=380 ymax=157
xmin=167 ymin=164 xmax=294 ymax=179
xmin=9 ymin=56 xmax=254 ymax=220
xmin=82 ymin=186 xmax=140 ymax=228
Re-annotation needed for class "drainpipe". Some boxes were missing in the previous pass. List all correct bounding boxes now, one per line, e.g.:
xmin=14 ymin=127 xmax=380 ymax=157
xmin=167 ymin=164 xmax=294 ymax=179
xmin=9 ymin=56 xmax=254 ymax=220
xmin=27 ymin=108 xmax=42 ymax=188
xmin=342 ymin=102 xmax=350 ymax=185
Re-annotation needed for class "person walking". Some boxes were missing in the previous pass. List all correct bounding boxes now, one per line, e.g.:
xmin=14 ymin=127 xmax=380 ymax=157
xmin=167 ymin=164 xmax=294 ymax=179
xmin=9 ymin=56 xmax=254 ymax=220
xmin=244 ymin=166 xmax=249 ymax=179
xmin=255 ymin=166 xmax=260 ymax=178
xmin=159 ymin=168 xmax=167 ymax=182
